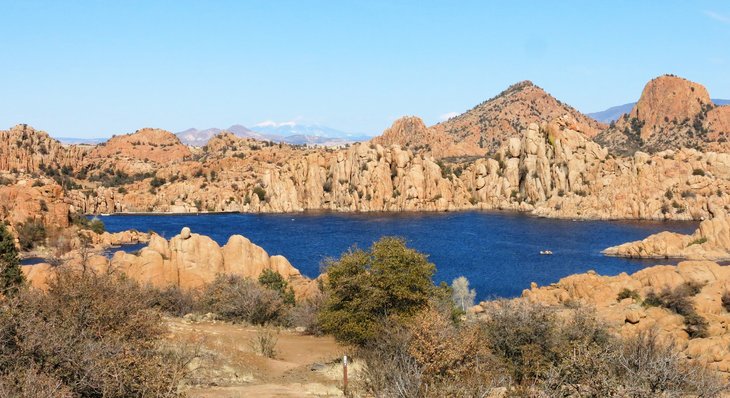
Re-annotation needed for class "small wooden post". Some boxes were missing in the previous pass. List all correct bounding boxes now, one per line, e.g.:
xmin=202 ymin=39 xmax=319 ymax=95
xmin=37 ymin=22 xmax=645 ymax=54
xmin=343 ymin=354 xmax=348 ymax=394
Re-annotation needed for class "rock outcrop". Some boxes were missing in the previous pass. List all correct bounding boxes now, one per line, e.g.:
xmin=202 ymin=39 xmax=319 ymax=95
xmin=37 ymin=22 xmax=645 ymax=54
xmin=595 ymin=75 xmax=730 ymax=155
xmin=109 ymin=228 xmax=315 ymax=297
xmin=520 ymin=261 xmax=730 ymax=375
xmin=22 ymin=228 xmax=317 ymax=299
xmin=0 ymin=178 xmax=70 ymax=228
xmin=603 ymin=214 xmax=730 ymax=260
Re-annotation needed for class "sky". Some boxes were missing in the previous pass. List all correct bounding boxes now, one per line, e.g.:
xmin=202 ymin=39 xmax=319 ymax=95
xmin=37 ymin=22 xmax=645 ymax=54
xmin=1 ymin=1 xmax=729 ymax=138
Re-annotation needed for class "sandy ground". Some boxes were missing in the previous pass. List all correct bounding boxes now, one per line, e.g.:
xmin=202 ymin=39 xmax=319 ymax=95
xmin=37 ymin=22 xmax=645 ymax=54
xmin=165 ymin=318 xmax=351 ymax=397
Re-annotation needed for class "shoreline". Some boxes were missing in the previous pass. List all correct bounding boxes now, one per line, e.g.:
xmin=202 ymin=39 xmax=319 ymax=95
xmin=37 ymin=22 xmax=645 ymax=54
xmin=88 ymin=207 xmax=705 ymax=224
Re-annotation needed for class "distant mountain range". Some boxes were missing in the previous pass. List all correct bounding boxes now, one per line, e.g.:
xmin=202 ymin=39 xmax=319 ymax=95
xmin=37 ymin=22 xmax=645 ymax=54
xmin=55 ymin=137 xmax=108 ymax=144
xmin=588 ymin=99 xmax=730 ymax=123
xmin=176 ymin=122 xmax=371 ymax=147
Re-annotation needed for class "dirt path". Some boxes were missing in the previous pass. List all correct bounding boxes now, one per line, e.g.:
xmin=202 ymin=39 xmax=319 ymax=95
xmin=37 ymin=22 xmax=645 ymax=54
xmin=165 ymin=318 xmax=349 ymax=397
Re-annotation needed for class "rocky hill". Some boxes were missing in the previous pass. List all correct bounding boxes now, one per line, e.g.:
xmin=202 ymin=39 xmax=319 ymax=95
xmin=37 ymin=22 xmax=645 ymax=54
xmin=0 ymin=124 xmax=87 ymax=173
xmin=595 ymin=75 xmax=730 ymax=155
xmin=430 ymin=81 xmax=606 ymax=156
xmin=89 ymin=128 xmax=192 ymax=164
xmin=370 ymin=81 xmax=605 ymax=158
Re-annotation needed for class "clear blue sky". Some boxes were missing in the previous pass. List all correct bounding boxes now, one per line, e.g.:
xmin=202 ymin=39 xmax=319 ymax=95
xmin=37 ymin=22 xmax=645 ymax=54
xmin=1 ymin=0 xmax=729 ymax=138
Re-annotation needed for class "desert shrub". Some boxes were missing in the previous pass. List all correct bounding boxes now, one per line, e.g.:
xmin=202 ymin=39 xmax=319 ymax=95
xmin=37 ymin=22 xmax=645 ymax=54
xmin=258 ymin=268 xmax=295 ymax=305
xmin=664 ymin=188 xmax=674 ymax=199
xmin=357 ymin=305 xmax=497 ymax=398
xmin=483 ymin=300 xmax=604 ymax=385
xmin=69 ymin=214 xmax=106 ymax=234
xmin=249 ymin=328 xmax=278 ymax=358
xmin=643 ymin=282 xmax=708 ymax=339
xmin=0 ymin=223 xmax=24 ymax=297
xmin=16 ymin=218 xmax=46 ymax=250
xmin=199 ymin=274 xmax=284 ymax=325
xmin=722 ymin=291 xmax=730 ymax=312
xmin=149 ymin=176 xmax=166 ymax=188
xmin=88 ymin=218 xmax=106 ymax=234
xmin=617 ymin=287 xmax=640 ymax=302
xmin=318 ymin=237 xmax=436 ymax=346
xmin=609 ymin=331 xmax=724 ymax=396
xmin=287 ymin=289 xmax=326 ymax=335
xmin=689 ymin=237 xmax=708 ymax=246
xmin=0 ymin=366 xmax=74 ymax=397
xmin=253 ymin=186 xmax=266 ymax=201
xmin=144 ymin=284 xmax=197 ymax=316
xmin=0 ymin=269 xmax=185 ymax=397
xmin=692 ymin=168 xmax=706 ymax=176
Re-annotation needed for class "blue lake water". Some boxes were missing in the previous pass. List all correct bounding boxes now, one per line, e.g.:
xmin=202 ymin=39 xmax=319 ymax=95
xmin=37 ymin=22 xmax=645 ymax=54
xmin=98 ymin=211 xmax=699 ymax=300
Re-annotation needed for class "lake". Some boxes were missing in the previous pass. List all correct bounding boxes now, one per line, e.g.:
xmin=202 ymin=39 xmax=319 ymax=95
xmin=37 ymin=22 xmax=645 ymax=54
xmin=99 ymin=211 xmax=698 ymax=299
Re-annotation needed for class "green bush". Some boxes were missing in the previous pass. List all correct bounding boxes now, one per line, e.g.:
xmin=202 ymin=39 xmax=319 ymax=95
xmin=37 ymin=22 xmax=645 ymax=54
xmin=688 ymin=237 xmax=708 ymax=246
xmin=318 ymin=237 xmax=436 ymax=346
xmin=617 ymin=288 xmax=640 ymax=302
xmin=0 ymin=223 xmax=24 ymax=296
xmin=16 ymin=219 xmax=46 ymax=250
xmin=253 ymin=186 xmax=267 ymax=202
xmin=692 ymin=168 xmax=705 ymax=176
xmin=258 ymin=269 xmax=295 ymax=305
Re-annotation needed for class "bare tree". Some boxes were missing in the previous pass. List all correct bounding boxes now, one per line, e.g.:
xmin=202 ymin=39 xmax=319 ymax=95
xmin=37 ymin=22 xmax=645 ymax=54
xmin=451 ymin=276 xmax=476 ymax=312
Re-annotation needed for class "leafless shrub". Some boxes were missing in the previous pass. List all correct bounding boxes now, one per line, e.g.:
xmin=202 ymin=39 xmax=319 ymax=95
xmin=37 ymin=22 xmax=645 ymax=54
xmin=144 ymin=284 xmax=198 ymax=316
xmin=357 ymin=305 xmax=499 ymax=398
xmin=613 ymin=330 xmax=726 ymax=397
xmin=287 ymin=289 xmax=326 ymax=335
xmin=0 ymin=268 xmax=185 ymax=397
xmin=250 ymin=328 xmax=279 ymax=358
xmin=356 ymin=322 xmax=423 ymax=398
xmin=199 ymin=274 xmax=285 ymax=325
xmin=0 ymin=366 xmax=73 ymax=398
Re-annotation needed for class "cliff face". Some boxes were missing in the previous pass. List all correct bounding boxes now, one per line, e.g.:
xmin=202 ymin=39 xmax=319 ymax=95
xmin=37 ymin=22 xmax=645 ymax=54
xmin=595 ymin=75 xmax=730 ymax=155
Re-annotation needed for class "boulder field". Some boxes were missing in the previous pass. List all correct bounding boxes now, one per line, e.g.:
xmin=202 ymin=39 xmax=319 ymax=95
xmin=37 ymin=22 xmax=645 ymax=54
xmin=517 ymin=261 xmax=730 ymax=375
xmin=604 ymin=213 xmax=730 ymax=260
xmin=22 ymin=227 xmax=318 ymax=299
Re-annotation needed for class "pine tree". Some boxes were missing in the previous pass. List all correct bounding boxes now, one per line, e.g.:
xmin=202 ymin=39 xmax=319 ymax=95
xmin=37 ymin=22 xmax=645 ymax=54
xmin=0 ymin=222 xmax=24 ymax=296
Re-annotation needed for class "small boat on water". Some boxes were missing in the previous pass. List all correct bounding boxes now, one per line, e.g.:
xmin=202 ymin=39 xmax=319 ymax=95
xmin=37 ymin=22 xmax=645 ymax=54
xmin=540 ymin=250 xmax=553 ymax=255
xmin=100 ymin=213 xmax=111 ymax=216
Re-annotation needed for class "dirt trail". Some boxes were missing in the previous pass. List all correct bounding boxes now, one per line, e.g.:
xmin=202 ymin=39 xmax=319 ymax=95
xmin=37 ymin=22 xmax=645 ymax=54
xmin=165 ymin=318 xmax=348 ymax=397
